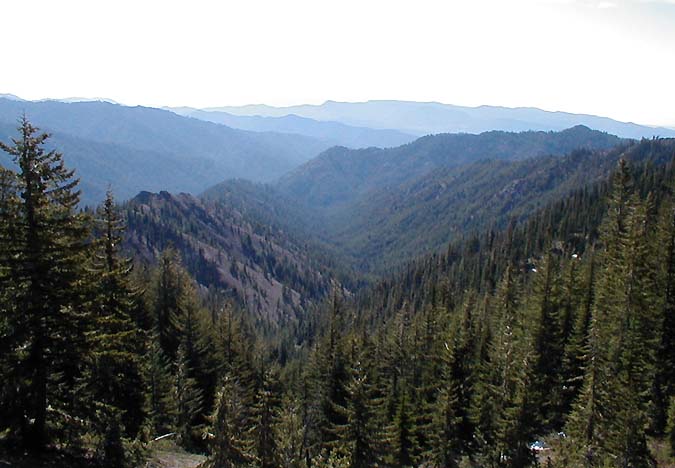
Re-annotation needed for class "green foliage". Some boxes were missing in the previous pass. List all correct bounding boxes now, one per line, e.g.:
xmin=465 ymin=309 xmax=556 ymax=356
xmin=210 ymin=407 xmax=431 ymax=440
xmin=146 ymin=333 xmax=177 ymax=437
xmin=207 ymin=376 xmax=256 ymax=468
xmin=668 ymin=397 xmax=675 ymax=456
xmin=173 ymin=344 xmax=204 ymax=449
xmin=0 ymin=117 xmax=91 ymax=450
xmin=86 ymin=190 xmax=146 ymax=439
xmin=273 ymin=395 xmax=307 ymax=468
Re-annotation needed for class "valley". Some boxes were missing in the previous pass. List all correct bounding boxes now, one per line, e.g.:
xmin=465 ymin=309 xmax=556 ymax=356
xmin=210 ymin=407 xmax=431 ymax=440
xmin=1 ymin=98 xmax=675 ymax=468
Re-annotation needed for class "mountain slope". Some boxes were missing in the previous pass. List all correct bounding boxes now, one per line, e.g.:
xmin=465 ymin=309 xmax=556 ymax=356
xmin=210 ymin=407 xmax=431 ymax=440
xmin=0 ymin=98 xmax=330 ymax=205
xmin=124 ymin=191 xmax=337 ymax=322
xmin=169 ymin=108 xmax=416 ymax=149
xmin=212 ymin=100 xmax=675 ymax=139
xmin=327 ymin=140 xmax=675 ymax=270
xmin=203 ymin=134 xmax=675 ymax=274
xmin=277 ymin=125 xmax=623 ymax=211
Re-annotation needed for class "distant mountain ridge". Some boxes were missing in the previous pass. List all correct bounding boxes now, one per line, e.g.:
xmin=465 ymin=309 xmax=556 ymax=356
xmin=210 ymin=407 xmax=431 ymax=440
xmin=0 ymin=98 xmax=330 ymax=205
xmin=209 ymin=100 xmax=675 ymax=139
xmin=166 ymin=107 xmax=416 ymax=149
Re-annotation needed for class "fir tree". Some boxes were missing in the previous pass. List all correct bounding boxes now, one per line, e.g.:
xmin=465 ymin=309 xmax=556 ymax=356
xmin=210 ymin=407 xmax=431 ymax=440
xmin=151 ymin=247 xmax=187 ymax=361
xmin=341 ymin=358 xmax=381 ymax=468
xmin=428 ymin=337 xmax=462 ymax=468
xmin=274 ymin=395 xmax=307 ymax=468
xmin=253 ymin=366 xmax=282 ymax=468
xmin=87 ymin=190 xmax=146 ymax=438
xmin=0 ymin=117 xmax=91 ymax=450
xmin=654 ymin=197 xmax=675 ymax=433
xmin=526 ymin=248 xmax=564 ymax=432
xmin=173 ymin=344 xmax=204 ymax=448
xmin=146 ymin=333 xmax=177 ymax=436
xmin=208 ymin=375 xmax=256 ymax=468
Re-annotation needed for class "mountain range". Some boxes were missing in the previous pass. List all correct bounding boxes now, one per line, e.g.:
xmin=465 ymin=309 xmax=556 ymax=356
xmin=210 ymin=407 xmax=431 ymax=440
xmin=0 ymin=98 xmax=330 ymax=205
xmin=3 ymin=94 xmax=675 ymax=285
xmin=168 ymin=107 xmax=416 ymax=149
xmin=207 ymin=100 xmax=675 ymax=139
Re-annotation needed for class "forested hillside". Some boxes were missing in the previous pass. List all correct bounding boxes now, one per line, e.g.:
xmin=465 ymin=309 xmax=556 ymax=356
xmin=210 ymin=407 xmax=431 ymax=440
xmin=123 ymin=190 xmax=339 ymax=324
xmin=2 ymin=117 xmax=675 ymax=468
xmin=277 ymin=125 xmax=622 ymax=211
xmin=201 ymin=128 xmax=642 ymax=272
xmin=324 ymin=139 xmax=675 ymax=271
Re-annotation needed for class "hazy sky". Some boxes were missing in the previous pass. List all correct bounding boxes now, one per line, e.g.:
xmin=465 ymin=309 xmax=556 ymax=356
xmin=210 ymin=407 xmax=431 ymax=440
xmin=1 ymin=0 xmax=674 ymax=126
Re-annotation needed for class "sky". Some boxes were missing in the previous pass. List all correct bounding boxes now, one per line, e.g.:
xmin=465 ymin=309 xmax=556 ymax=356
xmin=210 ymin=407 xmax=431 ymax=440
xmin=1 ymin=0 xmax=674 ymax=127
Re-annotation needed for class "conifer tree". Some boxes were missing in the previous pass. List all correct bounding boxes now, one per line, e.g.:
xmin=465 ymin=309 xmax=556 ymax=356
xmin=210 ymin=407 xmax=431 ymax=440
xmin=340 ymin=358 xmax=382 ymax=468
xmin=668 ymin=397 xmax=675 ymax=456
xmin=253 ymin=366 xmax=282 ymax=468
xmin=146 ymin=333 xmax=177 ymax=436
xmin=87 ymin=190 xmax=146 ymax=438
xmin=0 ymin=166 xmax=20 ymax=435
xmin=274 ymin=395 xmax=307 ymax=468
xmin=526 ymin=248 xmax=565 ymax=431
xmin=173 ymin=344 xmax=204 ymax=448
xmin=565 ymin=160 xmax=658 ymax=467
xmin=389 ymin=392 xmax=418 ymax=468
xmin=605 ymin=194 xmax=661 ymax=466
xmin=151 ymin=247 xmax=187 ymax=360
xmin=428 ymin=337 xmax=462 ymax=468
xmin=561 ymin=252 xmax=596 ymax=418
xmin=176 ymin=281 xmax=217 ymax=424
xmin=208 ymin=375 xmax=256 ymax=468
xmin=311 ymin=294 xmax=350 ymax=453
xmin=471 ymin=266 xmax=534 ymax=467
xmin=0 ymin=118 xmax=91 ymax=449
xmin=654 ymin=197 xmax=675 ymax=433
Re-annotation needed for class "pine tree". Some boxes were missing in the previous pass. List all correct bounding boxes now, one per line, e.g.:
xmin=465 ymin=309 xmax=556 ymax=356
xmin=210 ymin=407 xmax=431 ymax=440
xmin=388 ymin=392 xmax=418 ymax=468
xmin=560 ymin=252 xmax=596 ymax=419
xmin=667 ymin=397 xmax=675 ymax=456
xmin=605 ymin=194 xmax=661 ymax=466
xmin=208 ymin=375 xmax=256 ymax=468
xmin=0 ymin=117 xmax=91 ymax=450
xmin=310 ymin=293 xmax=350 ymax=454
xmin=654 ymin=197 xmax=675 ymax=433
xmin=146 ymin=333 xmax=177 ymax=436
xmin=173 ymin=344 xmax=204 ymax=448
xmin=87 ymin=190 xmax=146 ymax=438
xmin=253 ymin=366 xmax=282 ymax=468
xmin=471 ymin=266 xmax=534 ymax=467
xmin=428 ymin=337 xmax=462 ymax=468
xmin=151 ymin=247 xmax=187 ymax=361
xmin=526 ymin=248 xmax=565 ymax=431
xmin=341 ymin=358 xmax=382 ymax=468
xmin=274 ymin=395 xmax=307 ymax=468
xmin=565 ymin=160 xmax=659 ymax=467
xmin=176 ymin=280 xmax=217 ymax=426
xmin=0 ymin=166 xmax=21 ymax=436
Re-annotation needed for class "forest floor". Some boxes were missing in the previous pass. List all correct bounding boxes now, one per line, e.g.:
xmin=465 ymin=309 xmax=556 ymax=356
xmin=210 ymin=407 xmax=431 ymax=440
xmin=143 ymin=439 xmax=206 ymax=468
xmin=650 ymin=438 xmax=675 ymax=468
xmin=144 ymin=449 xmax=206 ymax=468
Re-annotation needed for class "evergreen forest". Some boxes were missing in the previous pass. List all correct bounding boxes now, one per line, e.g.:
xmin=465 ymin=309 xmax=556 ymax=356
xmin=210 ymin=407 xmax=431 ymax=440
xmin=2 ymin=116 xmax=675 ymax=468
